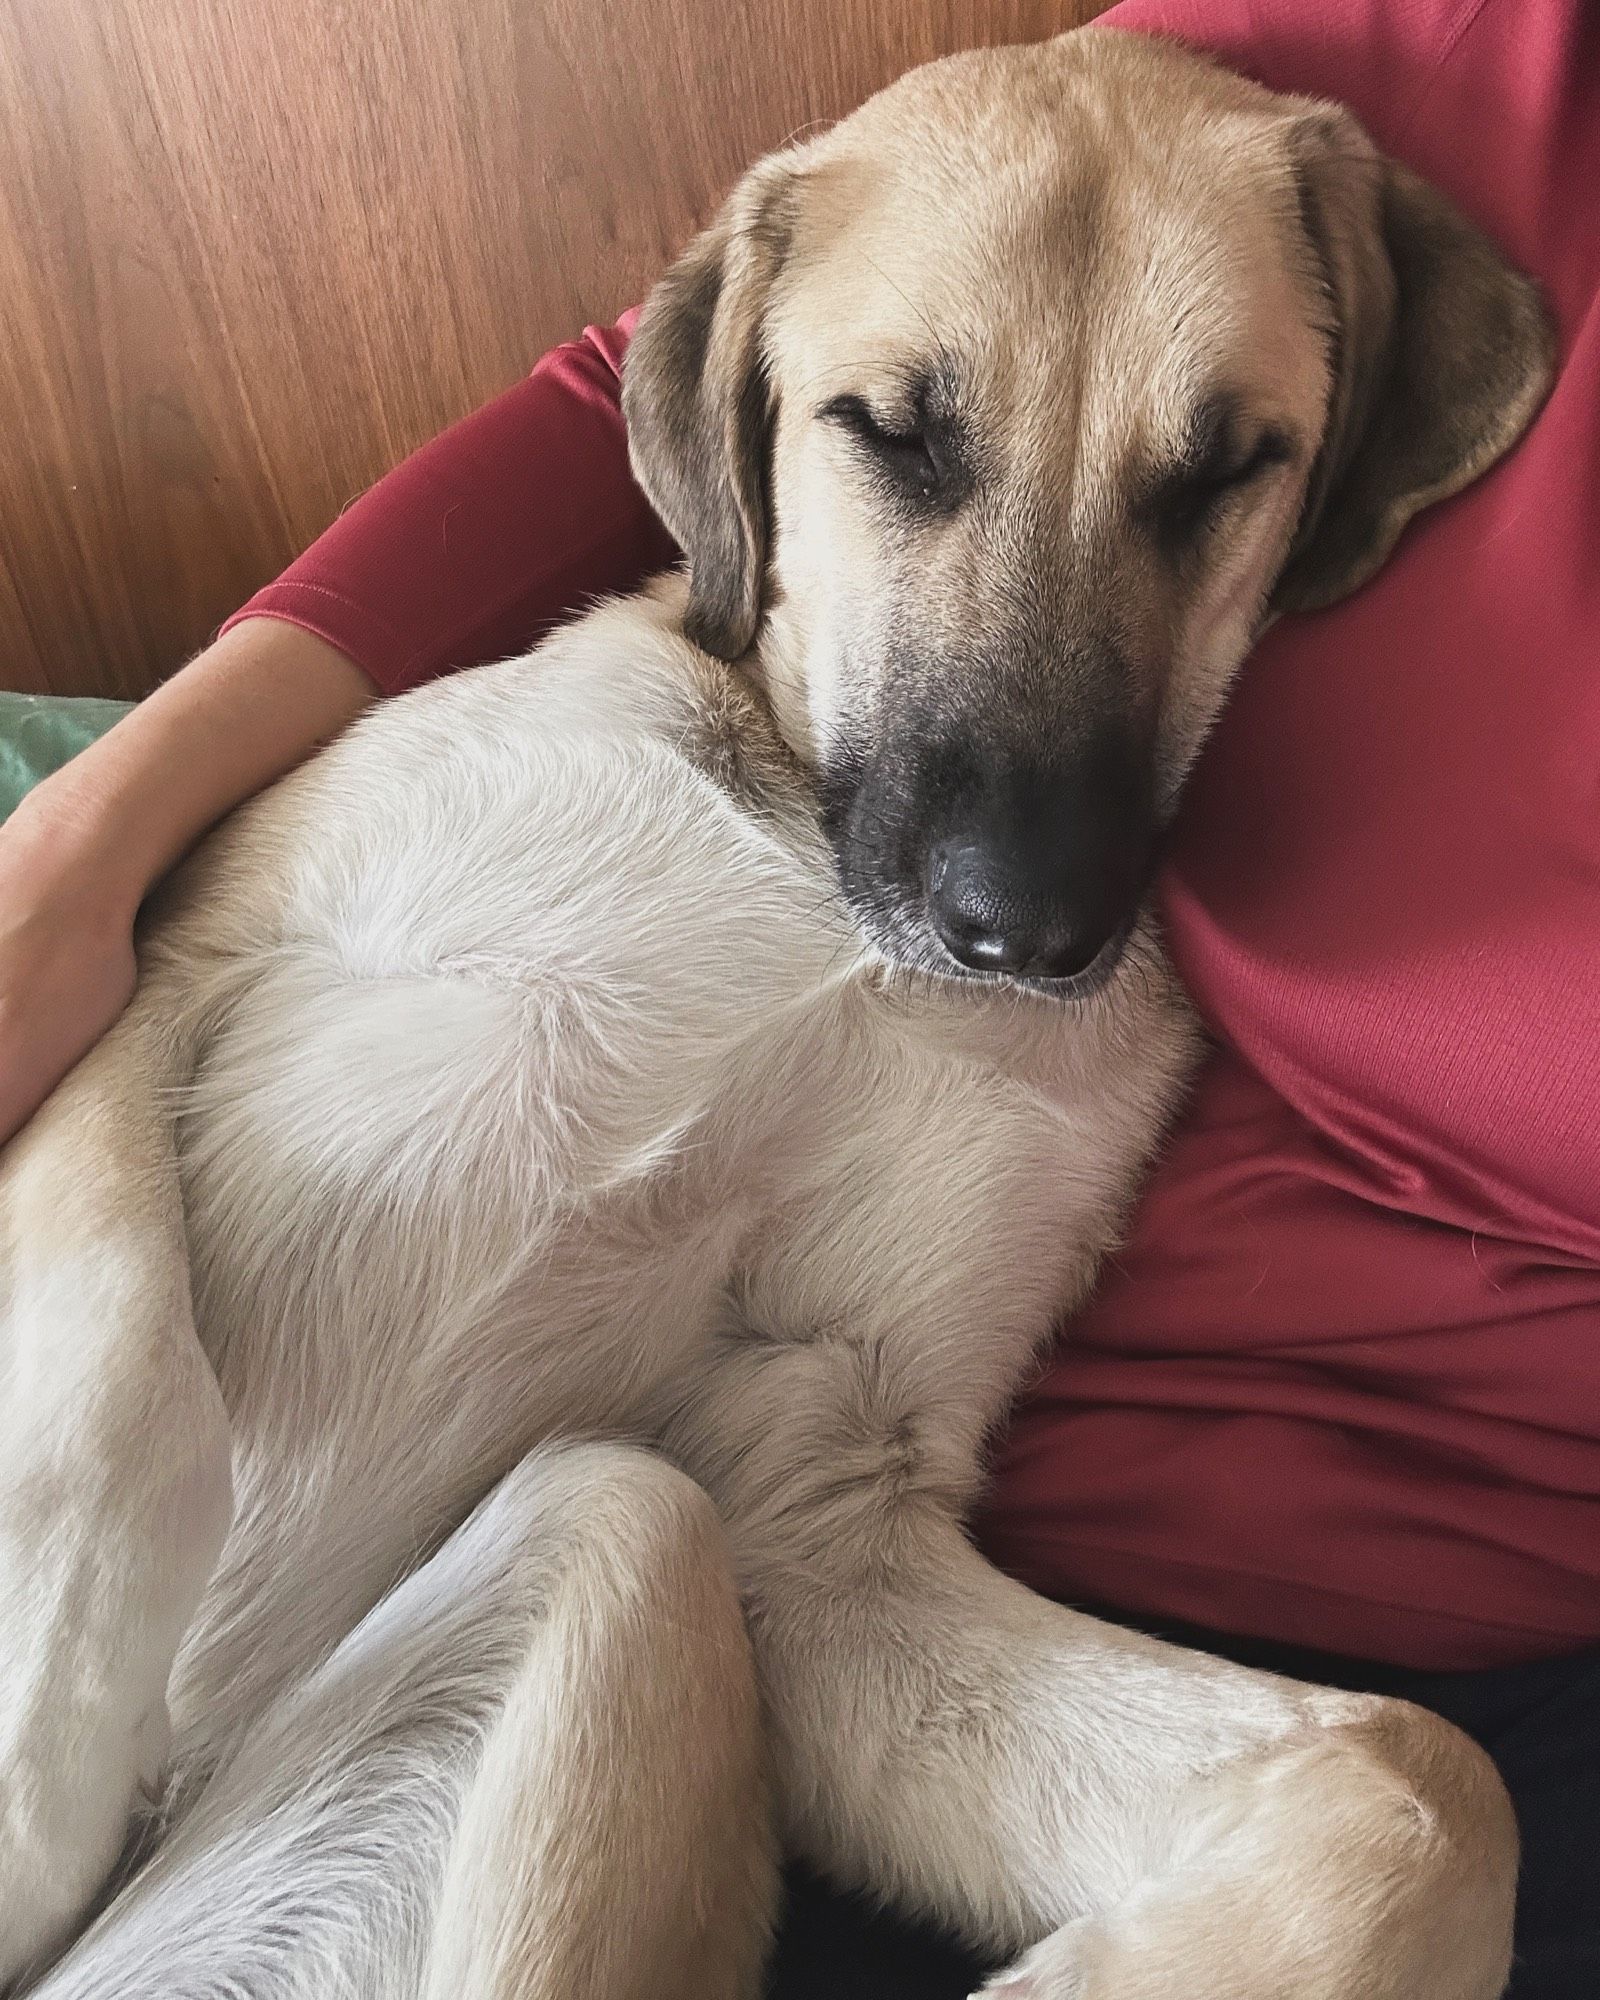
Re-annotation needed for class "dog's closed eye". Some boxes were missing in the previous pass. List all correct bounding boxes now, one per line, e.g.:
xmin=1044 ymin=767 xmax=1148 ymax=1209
xmin=1147 ymin=407 xmax=1297 ymax=548
xmin=819 ymin=392 xmax=964 ymax=508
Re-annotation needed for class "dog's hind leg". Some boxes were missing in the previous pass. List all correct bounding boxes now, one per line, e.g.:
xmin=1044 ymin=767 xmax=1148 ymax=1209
xmin=0 ymin=984 xmax=233 ymax=1987
xmin=31 ymin=1442 xmax=776 ymax=2000
xmin=419 ymin=1447 xmax=776 ymax=2000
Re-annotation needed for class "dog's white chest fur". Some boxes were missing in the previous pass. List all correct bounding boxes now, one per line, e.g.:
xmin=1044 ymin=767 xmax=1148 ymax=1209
xmin=133 ymin=585 xmax=1192 ymax=1786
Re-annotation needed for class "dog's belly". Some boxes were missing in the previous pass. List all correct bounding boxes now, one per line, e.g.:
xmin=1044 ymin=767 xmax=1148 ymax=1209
xmin=163 ymin=946 xmax=782 ymax=1785
xmin=166 ymin=1122 xmax=744 ymax=1793
xmin=142 ymin=602 xmax=1189 ymax=1804
xmin=158 ymin=951 xmax=1158 ymax=1790
xmin=153 ymin=674 xmax=857 ymax=1779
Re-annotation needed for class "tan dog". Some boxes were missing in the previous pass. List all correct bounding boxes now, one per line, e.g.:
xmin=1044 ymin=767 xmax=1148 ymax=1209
xmin=0 ymin=29 xmax=1550 ymax=2000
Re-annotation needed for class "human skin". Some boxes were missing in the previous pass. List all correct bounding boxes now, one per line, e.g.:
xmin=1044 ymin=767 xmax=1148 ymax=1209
xmin=0 ymin=619 xmax=372 ymax=1142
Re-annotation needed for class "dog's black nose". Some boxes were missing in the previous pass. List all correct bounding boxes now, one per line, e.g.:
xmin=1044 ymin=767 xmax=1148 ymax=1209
xmin=927 ymin=838 xmax=1119 ymax=980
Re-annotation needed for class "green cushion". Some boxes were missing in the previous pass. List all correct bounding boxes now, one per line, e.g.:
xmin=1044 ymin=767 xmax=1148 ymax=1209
xmin=0 ymin=692 xmax=134 ymax=820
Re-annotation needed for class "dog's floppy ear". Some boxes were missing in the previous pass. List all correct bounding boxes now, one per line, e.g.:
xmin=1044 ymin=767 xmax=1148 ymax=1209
xmin=623 ymin=154 xmax=800 ymax=660
xmin=1273 ymin=109 xmax=1555 ymax=614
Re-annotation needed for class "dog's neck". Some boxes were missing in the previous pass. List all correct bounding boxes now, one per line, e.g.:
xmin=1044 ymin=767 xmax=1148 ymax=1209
xmin=742 ymin=588 xmax=825 ymax=772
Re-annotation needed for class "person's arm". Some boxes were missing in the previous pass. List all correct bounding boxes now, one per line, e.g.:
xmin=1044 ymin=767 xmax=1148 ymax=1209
xmin=0 ymin=619 xmax=375 ymax=1140
xmin=0 ymin=314 xmax=673 ymax=1144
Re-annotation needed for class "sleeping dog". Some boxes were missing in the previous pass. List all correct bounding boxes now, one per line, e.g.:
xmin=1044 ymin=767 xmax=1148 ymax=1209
xmin=0 ymin=28 xmax=1551 ymax=2000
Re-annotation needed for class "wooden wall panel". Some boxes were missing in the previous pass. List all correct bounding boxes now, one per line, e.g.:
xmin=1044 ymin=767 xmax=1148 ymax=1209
xmin=0 ymin=0 xmax=1107 ymax=698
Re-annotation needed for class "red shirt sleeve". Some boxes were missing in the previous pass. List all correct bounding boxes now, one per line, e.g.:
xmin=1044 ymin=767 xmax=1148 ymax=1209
xmin=221 ymin=310 xmax=677 ymax=696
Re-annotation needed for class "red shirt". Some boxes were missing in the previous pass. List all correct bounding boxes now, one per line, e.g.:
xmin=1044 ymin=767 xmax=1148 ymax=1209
xmin=226 ymin=0 xmax=1600 ymax=1671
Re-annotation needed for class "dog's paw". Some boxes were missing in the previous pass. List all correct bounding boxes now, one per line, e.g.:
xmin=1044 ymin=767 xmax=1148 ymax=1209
xmin=0 ymin=1696 xmax=167 ymax=1985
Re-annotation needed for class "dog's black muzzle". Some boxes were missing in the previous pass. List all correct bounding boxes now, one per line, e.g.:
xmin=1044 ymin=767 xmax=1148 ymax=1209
xmin=824 ymin=715 xmax=1156 ymax=992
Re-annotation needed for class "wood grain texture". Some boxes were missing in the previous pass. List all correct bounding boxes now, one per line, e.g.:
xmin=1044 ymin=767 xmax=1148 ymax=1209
xmin=0 ymin=0 xmax=1109 ymax=697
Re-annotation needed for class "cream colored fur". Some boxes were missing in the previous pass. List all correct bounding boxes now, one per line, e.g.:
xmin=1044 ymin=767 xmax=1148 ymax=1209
xmin=0 ymin=29 xmax=1550 ymax=2000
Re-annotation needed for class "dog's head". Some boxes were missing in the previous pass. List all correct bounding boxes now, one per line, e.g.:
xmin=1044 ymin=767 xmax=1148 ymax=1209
xmin=624 ymin=31 xmax=1551 ymax=993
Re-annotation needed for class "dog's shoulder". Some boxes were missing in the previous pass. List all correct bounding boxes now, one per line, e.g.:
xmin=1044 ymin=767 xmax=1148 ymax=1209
xmin=569 ymin=576 xmax=815 ymax=832
xmin=363 ymin=573 xmax=816 ymax=831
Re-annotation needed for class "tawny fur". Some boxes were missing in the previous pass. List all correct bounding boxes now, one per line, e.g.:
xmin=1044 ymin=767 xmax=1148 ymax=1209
xmin=0 ymin=28 xmax=1549 ymax=2000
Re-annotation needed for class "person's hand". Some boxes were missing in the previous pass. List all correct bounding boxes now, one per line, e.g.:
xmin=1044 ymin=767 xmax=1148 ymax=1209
xmin=0 ymin=792 xmax=139 ymax=1145
xmin=0 ymin=619 xmax=377 ymax=1149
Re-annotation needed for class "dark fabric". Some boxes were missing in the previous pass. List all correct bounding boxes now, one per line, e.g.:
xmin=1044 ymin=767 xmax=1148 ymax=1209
xmin=766 ymin=1605 xmax=1600 ymax=1999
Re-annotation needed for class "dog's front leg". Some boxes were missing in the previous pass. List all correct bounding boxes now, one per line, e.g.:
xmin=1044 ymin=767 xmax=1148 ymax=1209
xmin=689 ymin=1345 xmax=1517 ymax=2000
xmin=0 ymin=998 xmax=231 ymax=1985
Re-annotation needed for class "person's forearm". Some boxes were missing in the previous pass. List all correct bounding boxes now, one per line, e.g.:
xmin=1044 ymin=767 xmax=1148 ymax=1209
xmin=12 ymin=617 xmax=375 ymax=914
